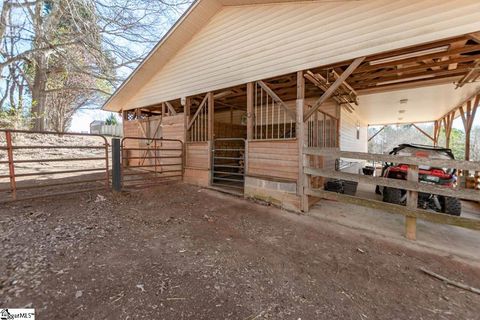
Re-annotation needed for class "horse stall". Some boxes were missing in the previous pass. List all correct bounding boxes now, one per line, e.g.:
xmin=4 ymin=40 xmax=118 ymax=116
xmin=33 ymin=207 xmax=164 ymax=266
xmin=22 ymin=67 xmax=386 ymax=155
xmin=108 ymin=0 xmax=480 ymax=240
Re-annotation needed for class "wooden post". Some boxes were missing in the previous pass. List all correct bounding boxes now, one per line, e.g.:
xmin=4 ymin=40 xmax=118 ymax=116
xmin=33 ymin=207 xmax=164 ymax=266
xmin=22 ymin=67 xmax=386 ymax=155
xmin=296 ymin=71 xmax=308 ymax=210
xmin=207 ymin=92 xmax=214 ymax=141
xmin=443 ymin=111 xmax=455 ymax=148
xmin=433 ymin=120 xmax=440 ymax=146
xmin=184 ymin=97 xmax=191 ymax=142
xmin=459 ymin=96 xmax=478 ymax=182
xmin=405 ymin=165 xmax=418 ymax=240
xmin=5 ymin=130 xmax=16 ymax=200
xmin=247 ymin=82 xmax=254 ymax=140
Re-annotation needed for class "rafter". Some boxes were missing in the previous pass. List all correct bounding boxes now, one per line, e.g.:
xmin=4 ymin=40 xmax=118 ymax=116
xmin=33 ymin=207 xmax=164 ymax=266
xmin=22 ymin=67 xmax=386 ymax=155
xmin=304 ymin=57 xmax=365 ymax=122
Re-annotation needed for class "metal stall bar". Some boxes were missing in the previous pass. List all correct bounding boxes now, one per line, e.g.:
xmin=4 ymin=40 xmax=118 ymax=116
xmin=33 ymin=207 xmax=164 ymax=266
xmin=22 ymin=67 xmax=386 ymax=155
xmin=211 ymin=138 xmax=245 ymax=190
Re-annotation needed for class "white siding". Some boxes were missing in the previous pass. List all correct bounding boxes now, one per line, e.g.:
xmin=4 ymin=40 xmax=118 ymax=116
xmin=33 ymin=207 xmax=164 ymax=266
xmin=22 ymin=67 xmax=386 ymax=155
xmin=340 ymin=107 xmax=368 ymax=173
xmin=340 ymin=108 xmax=367 ymax=153
xmin=118 ymin=0 xmax=480 ymax=110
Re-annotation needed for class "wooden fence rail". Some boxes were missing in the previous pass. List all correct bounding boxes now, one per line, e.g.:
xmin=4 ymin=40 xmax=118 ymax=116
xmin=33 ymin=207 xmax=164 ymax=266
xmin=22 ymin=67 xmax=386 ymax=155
xmin=304 ymin=148 xmax=480 ymax=240
xmin=304 ymin=148 xmax=480 ymax=171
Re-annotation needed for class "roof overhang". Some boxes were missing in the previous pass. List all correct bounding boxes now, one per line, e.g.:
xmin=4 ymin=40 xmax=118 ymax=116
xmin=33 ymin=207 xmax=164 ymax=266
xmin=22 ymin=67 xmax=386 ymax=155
xmin=357 ymin=82 xmax=480 ymax=125
xmin=102 ymin=0 xmax=324 ymax=112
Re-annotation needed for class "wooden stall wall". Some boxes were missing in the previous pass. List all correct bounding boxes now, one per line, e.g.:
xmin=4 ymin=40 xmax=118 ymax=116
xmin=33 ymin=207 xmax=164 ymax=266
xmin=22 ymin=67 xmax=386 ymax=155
xmin=184 ymin=142 xmax=210 ymax=186
xmin=247 ymin=139 xmax=298 ymax=181
xmin=162 ymin=114 xmax=186 ymax=141
xmin=123 ymin=114 xmax=184 ymax=173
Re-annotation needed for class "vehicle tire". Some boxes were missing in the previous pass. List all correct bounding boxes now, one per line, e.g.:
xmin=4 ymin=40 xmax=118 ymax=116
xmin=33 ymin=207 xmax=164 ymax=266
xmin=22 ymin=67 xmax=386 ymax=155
xmin=441 ymin=196 xmax=461 ymax=216
xmin=383 ymin=187 xmax=403 ymax=205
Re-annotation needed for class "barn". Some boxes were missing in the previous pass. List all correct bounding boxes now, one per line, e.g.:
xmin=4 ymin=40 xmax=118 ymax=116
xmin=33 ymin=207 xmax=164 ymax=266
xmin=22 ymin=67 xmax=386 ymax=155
xmin=103 ymin=0 xmax=480 ymax=229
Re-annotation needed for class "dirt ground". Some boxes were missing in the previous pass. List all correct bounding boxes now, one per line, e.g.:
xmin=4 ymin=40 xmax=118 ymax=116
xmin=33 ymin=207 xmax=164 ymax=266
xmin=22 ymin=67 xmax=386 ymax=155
xmin=1 ymin=183 xmax=479 ymax=319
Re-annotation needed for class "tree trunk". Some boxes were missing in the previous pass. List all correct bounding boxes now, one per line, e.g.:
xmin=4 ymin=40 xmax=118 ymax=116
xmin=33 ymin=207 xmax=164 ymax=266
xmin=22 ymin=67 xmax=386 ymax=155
xmin=31 ymin=54 xmax=47 ymax=131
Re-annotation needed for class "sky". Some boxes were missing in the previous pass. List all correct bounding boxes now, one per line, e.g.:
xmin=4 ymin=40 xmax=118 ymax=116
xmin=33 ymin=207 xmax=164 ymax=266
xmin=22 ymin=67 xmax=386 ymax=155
xmin=70 ymin=109 xmax=121 ymax=132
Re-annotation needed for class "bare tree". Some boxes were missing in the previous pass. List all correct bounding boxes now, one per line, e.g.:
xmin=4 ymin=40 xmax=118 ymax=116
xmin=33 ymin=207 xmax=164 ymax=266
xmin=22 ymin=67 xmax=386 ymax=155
xmin=1 ymin=0 xmax=188 ymax=131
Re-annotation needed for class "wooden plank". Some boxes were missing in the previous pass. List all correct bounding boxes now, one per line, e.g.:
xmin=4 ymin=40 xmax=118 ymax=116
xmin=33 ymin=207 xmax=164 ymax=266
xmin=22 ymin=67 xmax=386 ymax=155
xmin=305 ymin=189 xmax=480 ymax=231
xmin=165 ymin=101 xmax=177 ymax=116
xmin=247 ymin=82 xmax=254 ymax=140
xmin=208 ymin=92 xmax=214 ymax=141
xmin=304 ymin=166 xmax=479 ymax=201
xmin=304 ymin=57 xmax=365 ymax=122
xmin=406 ymin=165 xmax=418 ymax=240
xmin=249 ymin=153 xmax=298 ymax=161
xmin=304 ymin=148 xmax=480 ymax=172
xmin=296 ymin=70 xmax=306 ymax=202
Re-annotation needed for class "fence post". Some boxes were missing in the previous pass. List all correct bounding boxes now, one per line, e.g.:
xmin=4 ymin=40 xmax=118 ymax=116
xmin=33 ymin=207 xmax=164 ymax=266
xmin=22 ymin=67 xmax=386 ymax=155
xmin=5 ymin=130 xmax=17 ymax=200
xmin=112 ymin=138 xmax=122 ymax=192
xmin=406 ymin=165 xmax=419 ymax=240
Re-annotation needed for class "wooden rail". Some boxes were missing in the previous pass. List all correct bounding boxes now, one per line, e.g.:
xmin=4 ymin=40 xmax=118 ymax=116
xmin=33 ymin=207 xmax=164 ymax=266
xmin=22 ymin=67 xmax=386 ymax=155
xmin=304 ymin=148 xmax=480 ymax=171
xmin=303 ymin=148 xmax=480 ymax=239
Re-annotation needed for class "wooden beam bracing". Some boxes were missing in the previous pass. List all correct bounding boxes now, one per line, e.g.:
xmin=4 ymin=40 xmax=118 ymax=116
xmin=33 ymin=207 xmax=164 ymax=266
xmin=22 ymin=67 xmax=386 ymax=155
xmin=304 ymin=57 xmax=365 ymax=122
xmin=367 ymin=125 xmax=385 ymax=142
xmin=256 ymin=80 xmax=296 ymax=119
xmin=411 ymin=123 xmax=434 ymax=141
xmin=187 ymin=94 xmax=209 ymax=130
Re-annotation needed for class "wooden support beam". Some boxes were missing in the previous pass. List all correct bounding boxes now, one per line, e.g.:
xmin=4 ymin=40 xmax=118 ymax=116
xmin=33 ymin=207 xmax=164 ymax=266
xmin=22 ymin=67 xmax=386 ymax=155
xmin=213 ymin=90 xmax=234 ymax=100
xmin=442 ymin=111 xmax=455 ymax=148
xmin=456 ymin=60 xmax=480 ymax=88
xmin=356 ymin=44 xmax=480 ymax=73
xmin=406 ymin=165 xmax=418 ymax=240
xmin=247 ymin=82 xmax=254 ymax=140
xmin=184 ymin=97 xmax=191 ymax=142
xmin=433 ymin=120 xmax=441 ymax=146
xmin=330 ymin=70 xmax=358 ymax=105
xmin=459 ymin=95 xmax=479 ymax=162
xmin=411 ymin=123 xmax=434 ymax=141
xmin=368 ymin=125 xmax=385 ymax=142
xmin=256 ymin=80 xmax=296 ymax=119
xmin=468 ymin=32 xmax=480 ymax=44
xmin=207 ymin=92 xmax=214 ymax=141
xmin=304 ymin=71 xmax=355 ymax=111
xmin=296 ymin=71 xmax=307 ymax=207
xmin=304 ymin=57 xmax=365 ymax=122
xmin=165 ymin=101 xmax=177 ymax=116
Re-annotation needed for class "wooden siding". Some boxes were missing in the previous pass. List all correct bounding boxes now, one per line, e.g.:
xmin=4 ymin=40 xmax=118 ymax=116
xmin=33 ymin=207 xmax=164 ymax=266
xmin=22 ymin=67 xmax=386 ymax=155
xmin=247 ymin=139 xmax=298 ymax=181
xmin=118 ymin=0 xmax=480 ymax=110
xmin=186 ymin=142 xmax=210 ymax=169
xmin=122 ymin=115 xmax=184 ymax=172
xmin=162 ymin=114 xmax=185 ymax=141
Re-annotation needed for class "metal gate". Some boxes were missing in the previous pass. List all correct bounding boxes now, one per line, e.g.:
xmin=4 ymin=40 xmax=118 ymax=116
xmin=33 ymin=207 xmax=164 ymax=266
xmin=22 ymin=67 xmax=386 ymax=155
xmin=0 ymin=129 xmax=110 ymax=202
xmin=121 ymin=137 xmax=183 ymax=189
xmin=211 ymin=138 xmax=245 ymax=191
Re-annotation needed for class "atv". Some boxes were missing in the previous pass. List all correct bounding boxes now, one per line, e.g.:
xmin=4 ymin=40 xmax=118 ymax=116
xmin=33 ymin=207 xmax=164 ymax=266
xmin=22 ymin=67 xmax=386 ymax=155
xmin=376 ymin=144 xmax=461 ymax=216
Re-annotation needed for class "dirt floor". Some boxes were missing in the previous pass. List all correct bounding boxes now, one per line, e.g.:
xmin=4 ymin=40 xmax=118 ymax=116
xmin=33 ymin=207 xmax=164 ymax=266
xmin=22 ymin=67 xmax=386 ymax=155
xmin=1 ymin=183 xmax=479 ymax=319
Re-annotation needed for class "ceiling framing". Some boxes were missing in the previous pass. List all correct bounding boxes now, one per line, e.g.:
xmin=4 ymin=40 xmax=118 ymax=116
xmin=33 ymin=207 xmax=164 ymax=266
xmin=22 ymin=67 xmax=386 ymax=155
xmin=135 ymin=33 xmax=480 ymax=119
